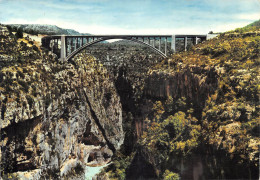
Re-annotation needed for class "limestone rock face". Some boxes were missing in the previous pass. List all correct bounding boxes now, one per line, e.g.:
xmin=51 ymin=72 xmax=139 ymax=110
xmin=0 ymin=25 xmax=124 ymax=179
xmin=145 ymin=66 xmax=218 ymax=108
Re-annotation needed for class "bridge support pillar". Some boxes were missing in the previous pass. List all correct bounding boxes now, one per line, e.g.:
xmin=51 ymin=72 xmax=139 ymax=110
xmin=152 ymin=38 xmax=155 ymax=47
xmin=51 ymin=39 xmax=54 ymax=53
xmin=184 ymin=37 xmax=188 ymax=51
xmin=60 ymin=35 xmax=66 ymax=63
xmin=171 ymin=35 xmax=176 ymax=53
xmin=70 ymin=38 xmax=73 ymax=53
xmin=74 ymin=38 xmax=77 ymax=50
xmin=195 ymin=36 xmax=198 ymax=45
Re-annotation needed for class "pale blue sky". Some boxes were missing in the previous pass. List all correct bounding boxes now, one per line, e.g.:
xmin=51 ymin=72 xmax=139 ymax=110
xmin=0 ymin=0 xmax=259 ymax=34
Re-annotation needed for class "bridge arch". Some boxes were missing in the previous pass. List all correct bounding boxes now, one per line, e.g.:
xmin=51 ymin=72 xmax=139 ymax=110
xmin=65 ymin=37 xmax=167 ymax=61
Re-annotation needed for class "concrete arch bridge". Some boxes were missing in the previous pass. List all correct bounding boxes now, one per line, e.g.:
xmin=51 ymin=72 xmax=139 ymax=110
xmin=41 ymin=34 xmax=217 ymax=62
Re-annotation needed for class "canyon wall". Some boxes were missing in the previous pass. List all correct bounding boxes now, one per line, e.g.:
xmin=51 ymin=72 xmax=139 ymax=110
xmin=145 ymin=65 xmax=218 ymax=108
xmin=0 ymin=25 xmax=124 ymax=179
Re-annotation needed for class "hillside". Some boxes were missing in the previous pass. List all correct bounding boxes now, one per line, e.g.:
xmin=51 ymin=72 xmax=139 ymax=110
xmin=245 ymin=19 xmax=260 ymax=28
xmin=231 ymin=19 xmax=260 ymax=33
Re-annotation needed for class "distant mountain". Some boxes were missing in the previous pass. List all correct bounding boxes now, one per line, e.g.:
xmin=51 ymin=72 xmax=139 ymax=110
xmin=5 ymin=24 xmax=91 ymax=36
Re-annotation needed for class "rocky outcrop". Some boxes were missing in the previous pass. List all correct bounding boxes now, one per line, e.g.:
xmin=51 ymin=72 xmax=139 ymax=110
xmin=0 ymin=25 xmax=124 ymax=179
xmin=144 ymin=65 xmax=218 ymax=117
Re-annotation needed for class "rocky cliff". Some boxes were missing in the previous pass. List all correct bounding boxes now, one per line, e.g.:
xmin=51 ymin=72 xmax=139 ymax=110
xmin=0 ymin=25 xmax=124 ymax=179
xmin=145 ymin=65 xmax=218 ymax=115
xmin=139 ymin=26 xmax=260 ymax=179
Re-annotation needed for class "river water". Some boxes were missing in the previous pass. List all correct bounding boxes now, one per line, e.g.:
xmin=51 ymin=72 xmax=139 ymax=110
xmin=85 ymin=164 xmax=110 ymax=180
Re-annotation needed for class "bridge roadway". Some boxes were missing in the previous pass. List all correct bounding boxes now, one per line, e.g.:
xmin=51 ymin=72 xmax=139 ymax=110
xmin=42 ymin=34 xmax=217 ymax=62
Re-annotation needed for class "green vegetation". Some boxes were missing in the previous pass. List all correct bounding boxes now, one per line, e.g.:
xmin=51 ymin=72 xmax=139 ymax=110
xmin=140 ymin=100 xmax=201 ymax=177
xmin=233 ymin=19 xmax=260 ymax=33
xmin=101 ymin=152 xmax=133 ymax=180
xmin=163 ymin=170 xmax=180 ymax=180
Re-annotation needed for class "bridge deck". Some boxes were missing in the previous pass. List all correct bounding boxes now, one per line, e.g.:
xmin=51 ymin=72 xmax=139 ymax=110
xmin=41 ymin=33 xmax=217 ymax=62
xmin=46 ymin=34 xmax=208 ymax=39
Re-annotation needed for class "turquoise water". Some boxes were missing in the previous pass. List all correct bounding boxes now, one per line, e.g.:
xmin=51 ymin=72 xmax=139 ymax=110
xmin=85 ymin=164 xmax=109 ymax=180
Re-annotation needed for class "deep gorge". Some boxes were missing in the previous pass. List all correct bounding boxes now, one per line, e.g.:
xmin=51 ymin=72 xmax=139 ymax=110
xmin=1 ymin=23 xmax=259 ymax=180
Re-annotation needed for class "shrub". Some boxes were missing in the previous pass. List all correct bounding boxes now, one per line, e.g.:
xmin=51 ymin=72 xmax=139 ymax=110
xmin=74 ymin=163 xmax=84 ymax=174
xmin=17 ymin=70 xmax=25 ymax=79
xmin=26 ymin=95 xmax=34 ymax=109
xmin=163 ymin=170 xmax=180 ymax=180
xmin=18 ymin=80 xmax=29 ymax=92
xmin=32 ymin=45 xmax=39 ymax=52
xmin=15 ymin=28 xmax=23 ymax=39
xmin=6 ymin=25 xmax=13 ymax=34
